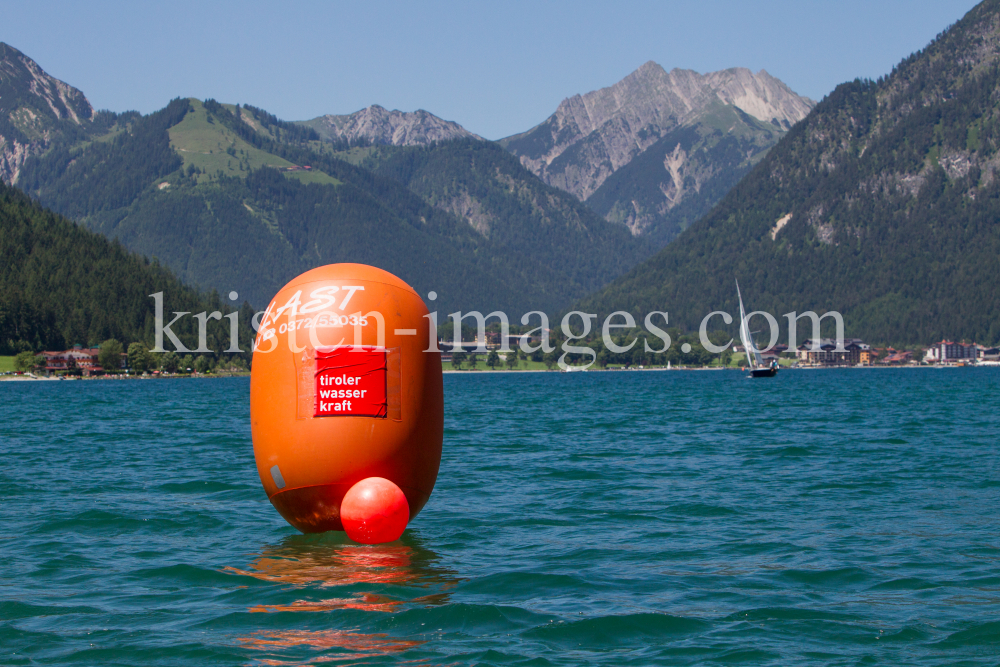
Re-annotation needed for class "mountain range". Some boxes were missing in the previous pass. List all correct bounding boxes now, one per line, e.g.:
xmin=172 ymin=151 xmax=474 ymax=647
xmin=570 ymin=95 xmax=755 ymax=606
xmin=1 ymin=53 xmax=648 ymax=314
xmin=5 ymin=0 xmax=996 ymax=349
xmin=293 ymin=65 xmax=815 ymax=247
xmin=3 ymin=44 xmax=814 ymax=317
xmin=578 ymin=0 xmax=1000 ymax=346
xmin=500 ymin=63 xmax=815 ymax=244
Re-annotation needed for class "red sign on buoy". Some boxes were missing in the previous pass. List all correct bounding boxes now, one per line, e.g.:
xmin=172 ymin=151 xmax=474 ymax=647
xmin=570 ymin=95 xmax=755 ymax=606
xmin=314 ymin=346 xmax=387 ymax=418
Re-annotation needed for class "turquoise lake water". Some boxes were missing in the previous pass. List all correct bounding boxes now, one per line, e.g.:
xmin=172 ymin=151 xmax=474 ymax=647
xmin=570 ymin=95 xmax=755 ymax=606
xmin=2 ymin=368 xmax=1000 ymax=665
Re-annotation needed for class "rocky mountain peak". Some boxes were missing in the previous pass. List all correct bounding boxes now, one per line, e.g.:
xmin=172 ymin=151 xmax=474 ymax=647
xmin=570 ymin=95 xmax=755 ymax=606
xmin=301 ymin=104 xmax=482 ymax=146
xmin=0 ymin=43 xmax=93 ymax=124
xmin=503 ymin=62 xmax=814 ymax=188
xmin=0 ymin=43 xmax=94 ymax=183
xmin=499 ymin=61 xmax=815 ymax=244
xmin=705 ymin=67 xmax=815 ymax=129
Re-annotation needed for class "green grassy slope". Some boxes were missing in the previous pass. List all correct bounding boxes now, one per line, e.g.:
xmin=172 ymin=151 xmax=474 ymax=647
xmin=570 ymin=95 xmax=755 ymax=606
xmin=165 ymin=99 xmax=341 ymax=187
xmin=17 ymin=97 xmax=651 ymax=315
xmin=16 ymin=100 xmax=532 ymax=313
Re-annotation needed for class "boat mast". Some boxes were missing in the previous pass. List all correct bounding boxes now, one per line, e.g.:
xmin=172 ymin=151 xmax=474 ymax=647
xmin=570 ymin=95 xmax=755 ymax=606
xmin=736 ymin=279 xmax=757 ymax=370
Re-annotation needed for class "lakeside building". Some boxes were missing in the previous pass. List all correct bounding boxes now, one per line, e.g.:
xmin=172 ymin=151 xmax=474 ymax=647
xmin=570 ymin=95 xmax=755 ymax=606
xmin=924 ymin=340 xmax=978 ymax=363
xmin=880 ymin=350 xmax=914 ymax=365
xmin=484 ymin=332 xmax=544 ymax=350
xmin=977 ymin=345 xmax=1000 ymax=361
xmin=43 ymin=345 xmax=99 ymax=374
xmin=42 ymin=344 xmax=125 ymax=376
xmin=796 ymin=338 xmax=870 ymax=366
xmin=756 ymin=345 xmax=789 ymax=364
xmin=438 ymin=340 xmax=487 ymax=353
xmin=501 ymin=334 xmax=541 ymax=350
xmin=441 ymin=333 xmax=544 ymax=352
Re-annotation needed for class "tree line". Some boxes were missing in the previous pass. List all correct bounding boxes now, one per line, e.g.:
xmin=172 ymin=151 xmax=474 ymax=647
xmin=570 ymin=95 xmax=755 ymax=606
xmin=0 ymin=178 xmax=256 ymax=358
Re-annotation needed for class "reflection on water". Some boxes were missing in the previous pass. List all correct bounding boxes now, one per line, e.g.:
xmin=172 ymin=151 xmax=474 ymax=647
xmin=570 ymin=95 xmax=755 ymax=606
xmin=236 ymin=629 xmax=424 ymax=665
xmin=227 ymin=532 xmax=456 ymax=661
xmin=227 ymin=531 xmax=458 ymax=605
xmin=233 ymin=536 xmax=440 ymax=586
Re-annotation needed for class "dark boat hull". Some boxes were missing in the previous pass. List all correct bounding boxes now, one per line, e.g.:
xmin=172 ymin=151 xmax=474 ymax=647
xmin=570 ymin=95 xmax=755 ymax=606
xmin=750 ymin=368 xmax=778 ymax=378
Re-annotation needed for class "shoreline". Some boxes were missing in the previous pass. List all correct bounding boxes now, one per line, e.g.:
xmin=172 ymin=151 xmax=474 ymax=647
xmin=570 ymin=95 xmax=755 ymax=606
xmin=0 ymin=372 xmax=250 ymax=382
xmin=442 ymin=363 xmax=986 ymax=374
xmin=3 ymin=364 xmax=990 ymax=382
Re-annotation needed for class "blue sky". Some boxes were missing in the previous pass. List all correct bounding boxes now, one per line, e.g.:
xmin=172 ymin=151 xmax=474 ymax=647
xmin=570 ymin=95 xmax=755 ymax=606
xmin=2 ymin=1 xmax=981 ymax=139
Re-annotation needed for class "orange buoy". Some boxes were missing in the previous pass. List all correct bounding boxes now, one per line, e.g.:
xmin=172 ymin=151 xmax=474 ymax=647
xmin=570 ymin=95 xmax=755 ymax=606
xmin=250 ymin=264 xmax=443 ymax=539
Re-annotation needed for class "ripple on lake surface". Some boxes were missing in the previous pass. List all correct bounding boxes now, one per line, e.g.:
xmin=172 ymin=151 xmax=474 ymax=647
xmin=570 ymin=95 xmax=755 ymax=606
xmin=2 ymin=369 xmax=1000 ymax=665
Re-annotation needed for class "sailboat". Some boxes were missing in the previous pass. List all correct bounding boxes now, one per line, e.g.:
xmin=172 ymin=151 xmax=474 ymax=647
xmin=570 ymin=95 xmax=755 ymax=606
xmin=737 ymin=280 xmax=778 ymax=378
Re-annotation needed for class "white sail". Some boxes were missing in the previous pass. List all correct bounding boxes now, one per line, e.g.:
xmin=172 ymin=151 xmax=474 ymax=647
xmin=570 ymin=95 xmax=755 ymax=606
xmin=736 ymin=280 xmax=763 ymax=370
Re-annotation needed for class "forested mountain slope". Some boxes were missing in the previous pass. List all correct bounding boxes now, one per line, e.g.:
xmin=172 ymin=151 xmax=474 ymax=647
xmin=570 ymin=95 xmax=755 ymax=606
xmin=0 ymin=180 xmax=247 ymax=355
xmin=17 ymin=98 xmax=512 ymax=312
xmin=577 ymin=0 xmax=1000 ymax=346
xmin=344 ymin=139 xmax=650 ymax=300
xmin=10 ymin=54 xmax=649 ymax=315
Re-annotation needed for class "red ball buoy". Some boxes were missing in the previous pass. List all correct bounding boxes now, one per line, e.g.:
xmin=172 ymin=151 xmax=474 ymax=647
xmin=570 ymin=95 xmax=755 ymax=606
xmin=341 ymin=477 xmax=410 ymax=544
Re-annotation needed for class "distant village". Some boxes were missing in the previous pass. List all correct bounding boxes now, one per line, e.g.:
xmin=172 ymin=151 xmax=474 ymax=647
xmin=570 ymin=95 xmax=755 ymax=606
xmin=441 ymin=333 xmax=1000 ymax=369
xmin=786 ymin=338 xmax=998 ymax=367
xmin=9 ymin=335 xmax=999 ymax=378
